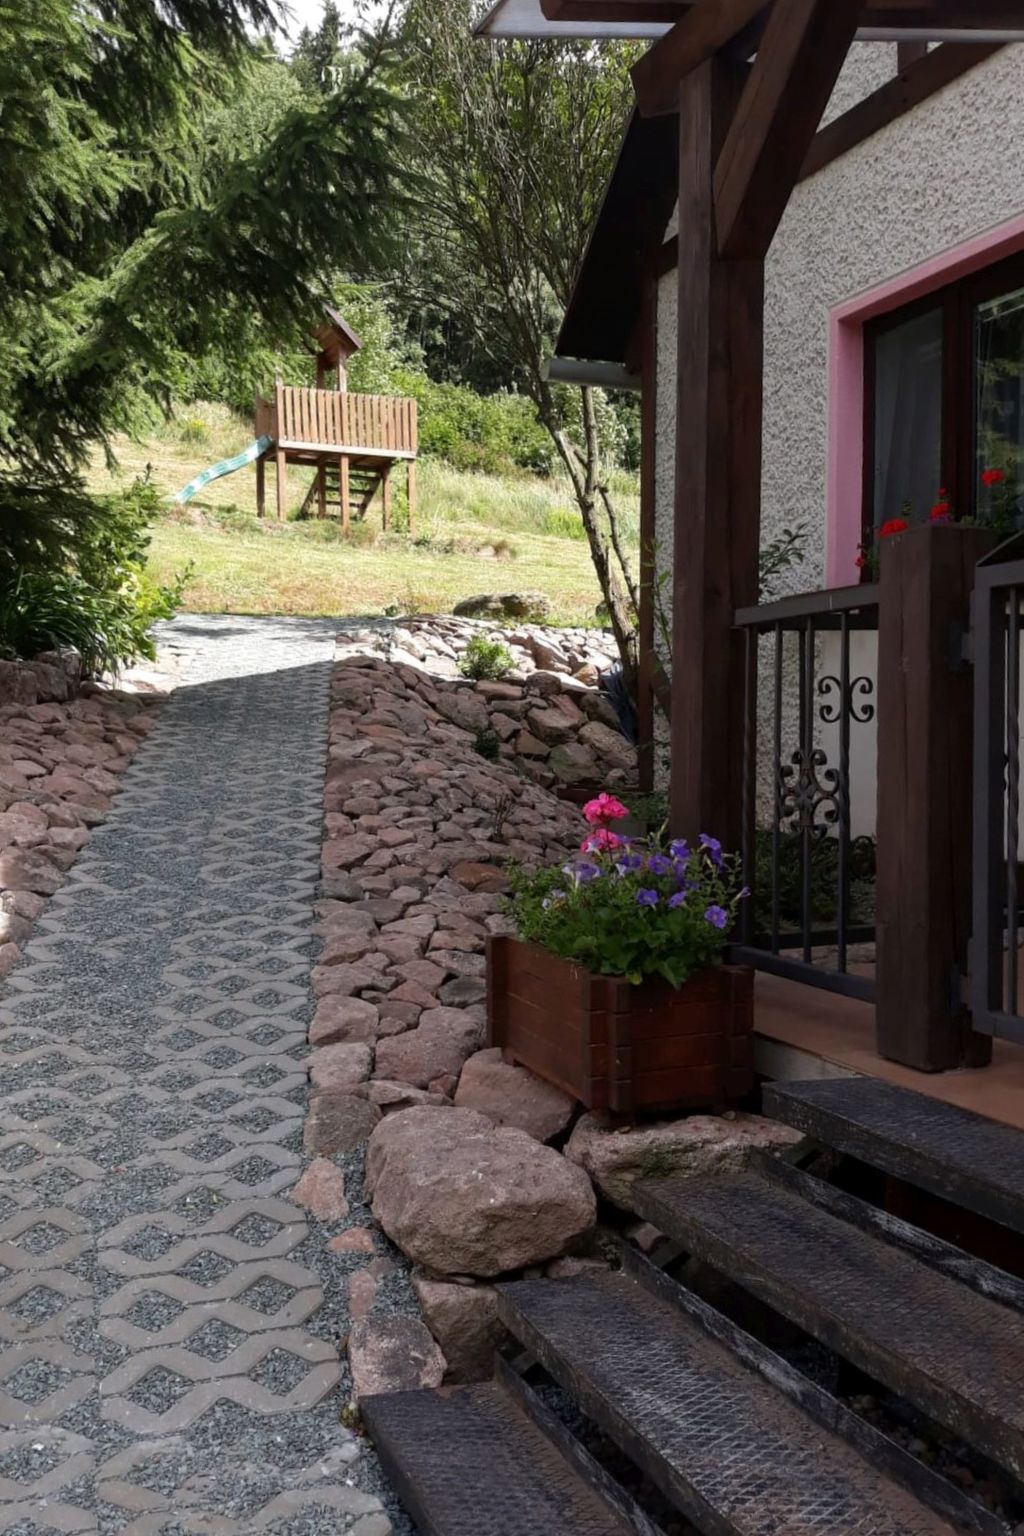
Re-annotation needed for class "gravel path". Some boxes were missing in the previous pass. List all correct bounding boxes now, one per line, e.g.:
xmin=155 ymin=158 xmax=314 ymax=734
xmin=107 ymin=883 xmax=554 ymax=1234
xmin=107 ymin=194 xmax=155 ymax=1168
xmin=0 ymin=616 xmax=395 ymax=1536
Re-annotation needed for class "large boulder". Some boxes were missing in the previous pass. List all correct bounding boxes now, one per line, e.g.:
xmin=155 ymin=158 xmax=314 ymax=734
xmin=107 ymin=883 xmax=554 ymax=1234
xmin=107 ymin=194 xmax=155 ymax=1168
xmin=454 ymin=1048 xmax=575 ymax=1142
xmin=565 ymin=1112 xmax=802 ymax=1209
xmin=413 ymin=1276 xmax=506 ymax=1383
xmin=367 ymin=1106 xmax=596 ymax=1277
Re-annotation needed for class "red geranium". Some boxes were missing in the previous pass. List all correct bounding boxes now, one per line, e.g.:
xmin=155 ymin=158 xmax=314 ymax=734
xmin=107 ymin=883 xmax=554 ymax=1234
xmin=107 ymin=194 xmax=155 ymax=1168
xmin=879 ymin=518 xmax=908 ymax=539
xmin=982 ymin=467 xmax=1006 ymax=487
xmin=930 ymin=500 xmax=952 ymax=523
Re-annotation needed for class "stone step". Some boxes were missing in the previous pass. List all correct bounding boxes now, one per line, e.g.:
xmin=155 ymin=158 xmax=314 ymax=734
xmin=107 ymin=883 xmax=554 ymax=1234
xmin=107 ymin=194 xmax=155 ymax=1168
xmin=763 ymin=1077 xmax=1024 ymax=1235
xmin=497 ymin=1269 xmax=972 ymax=1536
xmin=633 ymin=1166 xmax=1024 ymax=1481
xmin=360 ymin=1371 xmax=661 ymax=1536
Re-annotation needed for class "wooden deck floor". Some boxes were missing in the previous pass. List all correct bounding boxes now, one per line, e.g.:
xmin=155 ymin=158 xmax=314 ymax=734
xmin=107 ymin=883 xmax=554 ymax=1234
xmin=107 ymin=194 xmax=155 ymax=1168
xmin=755 ymin=972 xmax=1024 ymax=1132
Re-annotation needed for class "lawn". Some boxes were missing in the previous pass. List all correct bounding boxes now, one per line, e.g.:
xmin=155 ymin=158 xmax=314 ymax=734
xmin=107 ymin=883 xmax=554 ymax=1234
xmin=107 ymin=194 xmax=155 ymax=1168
xmin=88 ymin=403 xmax=638 ymax=625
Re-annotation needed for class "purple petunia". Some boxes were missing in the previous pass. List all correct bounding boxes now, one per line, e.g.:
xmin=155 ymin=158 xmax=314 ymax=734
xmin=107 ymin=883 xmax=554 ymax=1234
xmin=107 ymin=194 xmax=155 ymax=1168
xmin=636 ymin=888 xmax=660 ymax=908
xmin=669 ymin=839 xmax=690 ymax=860
xmin=704 ymin=904 xmax=729 ymax=930
xmin=668 ymin=891 xmax=688 ymax=909
xmin=562 ymin=861 xmax=601 ymax=887
xmin=615 ymin=852 xmax=644 ymax=875
xmin=646 ymin=853 xmax=673 ymax=877
xmin=700 ymin=834 xmax=724 ymax=868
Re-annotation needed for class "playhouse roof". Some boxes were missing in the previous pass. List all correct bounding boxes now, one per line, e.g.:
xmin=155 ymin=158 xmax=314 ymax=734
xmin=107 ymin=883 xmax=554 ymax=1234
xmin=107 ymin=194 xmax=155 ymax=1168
xmin=315 ymin=305 xmax=363 ymax=368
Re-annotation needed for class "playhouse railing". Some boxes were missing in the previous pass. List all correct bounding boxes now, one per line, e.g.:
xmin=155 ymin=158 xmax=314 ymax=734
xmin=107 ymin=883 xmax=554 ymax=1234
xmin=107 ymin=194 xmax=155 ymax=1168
xmin=270 ymin=386 xmax=418 ymax=458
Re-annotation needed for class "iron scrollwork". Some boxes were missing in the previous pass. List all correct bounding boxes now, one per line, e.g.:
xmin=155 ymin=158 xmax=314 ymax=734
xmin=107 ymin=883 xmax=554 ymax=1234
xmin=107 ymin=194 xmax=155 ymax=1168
xmin=817 ymin=673 xmax=875 ymax=725
xmin=778 ymin=748 xmax=840 ymax=834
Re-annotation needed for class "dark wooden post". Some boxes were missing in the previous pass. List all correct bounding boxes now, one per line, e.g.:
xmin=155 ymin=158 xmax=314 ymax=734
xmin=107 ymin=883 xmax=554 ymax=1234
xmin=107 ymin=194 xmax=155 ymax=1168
xmin=255 ymin=455 xmax=265 ymax=519
xmin=876 ymin=524 xmax=995 ymax=1070
xmin=669 ymin=58 xmax=764 ymax=848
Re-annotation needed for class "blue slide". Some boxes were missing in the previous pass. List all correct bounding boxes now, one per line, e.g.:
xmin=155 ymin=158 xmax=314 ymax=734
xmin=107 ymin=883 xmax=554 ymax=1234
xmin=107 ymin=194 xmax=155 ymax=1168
xmin=171 ymin=435 xmax=272 ymax=505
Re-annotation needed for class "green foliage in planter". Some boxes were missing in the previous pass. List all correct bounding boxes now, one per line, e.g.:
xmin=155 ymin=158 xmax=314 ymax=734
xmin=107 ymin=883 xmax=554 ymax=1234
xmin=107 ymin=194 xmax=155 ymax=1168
xmin=508 ymin=799 xmax=745 ymax=987
xmin=458 ymin=633 xmax=514 ymax=681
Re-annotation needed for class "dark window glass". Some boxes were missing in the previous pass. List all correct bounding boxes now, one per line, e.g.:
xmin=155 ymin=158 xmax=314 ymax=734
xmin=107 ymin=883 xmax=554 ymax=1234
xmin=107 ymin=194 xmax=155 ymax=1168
xmin=974 ymin=283 xmax=1024 ymax=530
xmin=870 ymin=306 xmax=943 ymax=529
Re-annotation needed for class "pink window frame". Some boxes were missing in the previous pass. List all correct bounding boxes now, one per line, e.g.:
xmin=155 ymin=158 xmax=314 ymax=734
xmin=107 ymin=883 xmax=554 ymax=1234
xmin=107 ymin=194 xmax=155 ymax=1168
xmin=826 ymin=211 xmax=1024 ymax=589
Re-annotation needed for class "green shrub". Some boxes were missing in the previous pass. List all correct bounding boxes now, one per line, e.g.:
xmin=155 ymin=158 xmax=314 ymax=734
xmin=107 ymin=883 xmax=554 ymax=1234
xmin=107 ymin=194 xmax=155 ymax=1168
xmin=0 ymin=472 xmax=189 ymax=674
xmin=473 ymin=727 xmax=501 ymax=761
xmin=458 ymin=634 xmax=515 ymax=681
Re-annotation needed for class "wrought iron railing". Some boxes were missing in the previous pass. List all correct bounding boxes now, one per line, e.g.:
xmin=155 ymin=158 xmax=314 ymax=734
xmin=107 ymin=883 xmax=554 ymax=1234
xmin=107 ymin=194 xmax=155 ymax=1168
xmin=972 ymin=542 xmax=1024 ymax=1042
xmin=733 ymin=584 xmax=880 ymax=1002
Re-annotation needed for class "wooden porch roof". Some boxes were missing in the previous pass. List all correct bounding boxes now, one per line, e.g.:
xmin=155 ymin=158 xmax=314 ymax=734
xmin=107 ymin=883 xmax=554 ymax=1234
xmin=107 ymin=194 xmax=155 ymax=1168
xmin=478 ymin=0 xmax=1024 ymax=41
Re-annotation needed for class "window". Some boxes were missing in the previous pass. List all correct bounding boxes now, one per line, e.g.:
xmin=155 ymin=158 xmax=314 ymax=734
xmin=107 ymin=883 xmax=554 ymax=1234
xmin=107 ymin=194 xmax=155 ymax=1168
xmin=864 ymin=252 xmax=1024 ymax=545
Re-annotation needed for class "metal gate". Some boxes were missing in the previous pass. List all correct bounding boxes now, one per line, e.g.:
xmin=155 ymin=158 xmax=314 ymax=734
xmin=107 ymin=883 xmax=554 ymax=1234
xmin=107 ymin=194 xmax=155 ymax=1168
xmin=972 ymin=534 xmax=1024 ymax=1042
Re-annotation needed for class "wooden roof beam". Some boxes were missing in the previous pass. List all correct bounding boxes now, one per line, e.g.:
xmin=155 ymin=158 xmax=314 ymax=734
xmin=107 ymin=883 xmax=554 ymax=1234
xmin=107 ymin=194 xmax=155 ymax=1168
xmin=713 ymin=0 xmax=862 ymax=259
xmin=632 ymin=0 xmax=768 ymax=117
xmin=631 ymin=0 xmax=1024 ymax=115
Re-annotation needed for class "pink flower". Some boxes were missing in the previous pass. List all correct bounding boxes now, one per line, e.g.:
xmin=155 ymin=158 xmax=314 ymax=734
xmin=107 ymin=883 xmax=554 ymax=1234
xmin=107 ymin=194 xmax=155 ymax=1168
xmin=583 ymin=792 xmax=629 ymax=827
xmin=581 ymin=828 xmax=623 ymax=854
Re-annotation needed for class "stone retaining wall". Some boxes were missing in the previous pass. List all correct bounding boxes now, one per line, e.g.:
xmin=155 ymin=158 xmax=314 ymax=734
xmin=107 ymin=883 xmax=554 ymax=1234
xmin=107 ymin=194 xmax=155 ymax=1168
xmin=338 ymin=618 xmax=636 ymax=791
xmin=0 ymin=655 xmax=163 ymax=973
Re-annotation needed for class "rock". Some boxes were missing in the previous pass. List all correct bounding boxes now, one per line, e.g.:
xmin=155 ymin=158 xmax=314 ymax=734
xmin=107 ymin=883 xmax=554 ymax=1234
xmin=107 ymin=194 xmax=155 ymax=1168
xmin=374 ymin=1009 xmax=482 ymax=1090
xmin=453 ymin=593 xmax=552 ymax=621
xmin=565 ymin=1113 xmax=803 ymax=1209
xmin=547 ymin=742 xmax=598 ymax=786
xmin=304 ymin=1093 xmax=382 ymax=1155
xmin=579 ymin=719 xmax=634 ymax=770
xmin=348 ymin=1316 xmax=446 ymax=1402
xmin=329 ymin=1227 xmax=377 ymax=1255
xmin=413 ymin=1276 xmax=505 ymax=1383
xmin=310 ymin=996 xmax=381 ymax=1047
xmin=450 ymin=860 xmax=509 ymax=894
xmin=0 ymin=942 xmax=21 ymax=977
xmin=292 ymin=1157 xmax=349 ymax=1221
xmin=439 ymin=975 xmax=487 ymax=1008
xmin=455 ymin=1048 xmax=575 ymax=1142
xmin=574 ymin=663 xmax=600 ymax=687
xmin=309 ymin=1042 xmax=373 ymax=1093
xmin=0 ymin=848 xmax=63 ymax=896
xmin=367 ymin=1106 xmax=596 ymax=1277
xmin=357 ymin=1080 xmax=452 ymax=1111
xmin=0 ymin=661 xmax=39 ymax=706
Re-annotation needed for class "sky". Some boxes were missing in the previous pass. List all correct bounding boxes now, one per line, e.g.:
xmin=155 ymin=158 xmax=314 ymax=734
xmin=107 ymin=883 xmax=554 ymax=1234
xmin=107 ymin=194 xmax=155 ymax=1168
xmin=279 ymin=0 xmax=366 ymax=41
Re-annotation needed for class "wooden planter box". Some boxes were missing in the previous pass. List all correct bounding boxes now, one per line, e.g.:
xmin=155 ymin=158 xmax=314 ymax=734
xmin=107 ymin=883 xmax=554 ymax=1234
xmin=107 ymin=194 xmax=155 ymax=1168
xmin=486 ymin=935 xmax=754 ymax=1116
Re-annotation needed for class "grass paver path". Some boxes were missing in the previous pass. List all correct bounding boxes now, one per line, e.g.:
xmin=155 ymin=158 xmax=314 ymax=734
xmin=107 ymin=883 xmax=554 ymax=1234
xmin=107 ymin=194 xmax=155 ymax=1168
xmin=0 ymin=616 xmax=394 ymax=1536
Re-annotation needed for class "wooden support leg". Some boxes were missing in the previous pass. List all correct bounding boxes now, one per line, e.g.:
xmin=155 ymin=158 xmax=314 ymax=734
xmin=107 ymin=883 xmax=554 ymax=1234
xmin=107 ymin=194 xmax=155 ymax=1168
xmin=316 ymin=463 xmax=327 ymax=520
xmin=670 ymin=59 xmax=763 ymax=851
xmin=876 ymin=525 xmax=996 ymax=1071
xmin=339 ymin=455 xmax=350 ymax=534
xmin=381 ymin=465 xmax=392 ymax=533
xmin=407 ymin=460 xmax=417 ymax=539
xmin=275 ymin=448 xmax=286 ymax=521
xmin=256 ymin=455 xmax=265 ymax=519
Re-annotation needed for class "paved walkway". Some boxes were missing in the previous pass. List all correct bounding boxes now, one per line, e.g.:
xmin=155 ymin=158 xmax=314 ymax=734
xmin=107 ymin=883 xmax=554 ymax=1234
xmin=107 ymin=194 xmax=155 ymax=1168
xmin=0 ymin=617 xmax=395 ymax=1536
